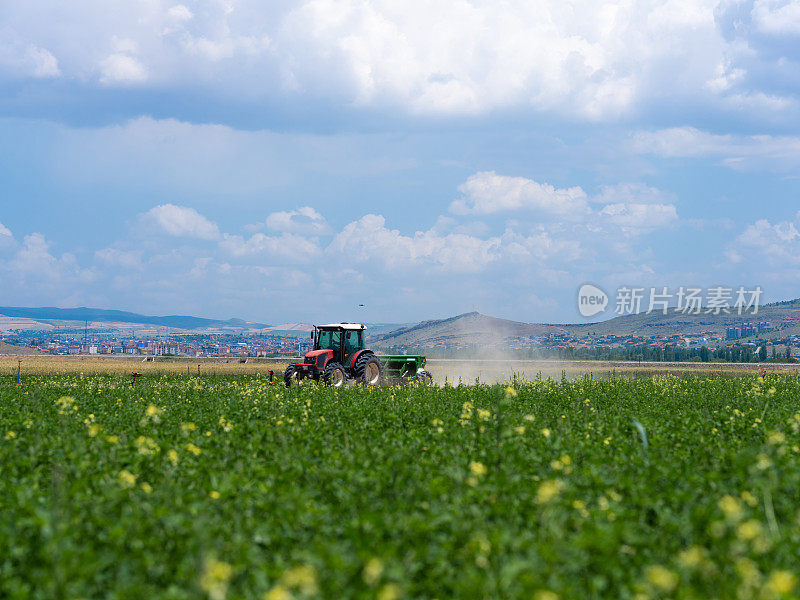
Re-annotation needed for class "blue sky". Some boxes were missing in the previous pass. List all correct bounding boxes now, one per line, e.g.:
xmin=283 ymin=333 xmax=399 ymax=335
xmin=1 ymin=0 xmax=799 ymax=325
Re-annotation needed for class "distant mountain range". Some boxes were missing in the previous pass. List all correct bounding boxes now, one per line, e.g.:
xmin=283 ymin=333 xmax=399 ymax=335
xmin=3 ymin=299 xmax=800 ymax=343
xmin=370 ymin=299 xmax=800 ymax=348
xmin=0 ymin=306 xmax=269 ymax=331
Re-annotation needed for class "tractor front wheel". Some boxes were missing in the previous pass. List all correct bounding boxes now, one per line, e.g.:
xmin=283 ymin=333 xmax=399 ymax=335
xmin=323 ymin=362 xmax=346 ymax=387
xmin=355 ymin=354 xmax=382 ymax=386
xmin=284 ymin=365 xmax=305 ymax=387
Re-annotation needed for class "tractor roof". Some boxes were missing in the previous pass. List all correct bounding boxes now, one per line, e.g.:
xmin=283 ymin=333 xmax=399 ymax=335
xmin=318 ymin=323 xmax=365 ymax=330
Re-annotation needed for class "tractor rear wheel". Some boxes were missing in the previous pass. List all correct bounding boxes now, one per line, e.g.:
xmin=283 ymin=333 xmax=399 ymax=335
xmin=415 ymin=370 xmax=433 ymax=385
xmin=284 ymin=365 xmax=305 ymax=387
xmin=323 ymin=362 xmax=346 ymax=387
xmin=355 ymin=354 xmax=382 ymax=386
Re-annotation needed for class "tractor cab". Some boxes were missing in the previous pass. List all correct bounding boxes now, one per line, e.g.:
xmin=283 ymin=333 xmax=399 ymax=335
xmin=312 ymin=323 xmax=365 ymax=366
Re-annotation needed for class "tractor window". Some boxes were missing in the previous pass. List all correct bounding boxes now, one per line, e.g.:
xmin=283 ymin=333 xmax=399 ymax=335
xmin=345 ymin=330 xmax=362 ymax=355
xmin=317 ymin=329 xmax=341 ymax=351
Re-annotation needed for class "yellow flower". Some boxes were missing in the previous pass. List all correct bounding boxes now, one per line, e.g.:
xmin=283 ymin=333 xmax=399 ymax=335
xmin=263 ymin=585 xmax=291 ymax=600
xmin=377 ymin=583 xmax=401 ymax=600
xmin=145 ymin=404 xmax=162 ymax=422
xmin=186 ymin=443 xmax=202 ymax=456
xmin=210 ymin=490 xmax=220 ymax=500
xmin=136 ymin=436 xmax=159 ymax=455
xmin=541 ymin=428 xmax=551 ymax=438
xmin=282 ymin=564 xmax=318 ymax=595
xmin=533 ymin=592 xmax=559 ymax=600
xmin=645 ymin=565 xmax=678 ymax=592
xmin=199 ymin=557 xmax=234 ymax=600
xmin=55 ymin=396 xmax=75 ymax=409
xmin=5 ymin=431 xmax=16 ymax=440
xmin=736 ymin=519 xmax=763 ymax=541
xmin=740 ymin=490 xmax=758 ymax=508
xmin=431 ymin=419 xmax=443 ymax=427
xmin=765 ymin=571 xmax=797 ymax=596
xmin=476 ymin=408 xmax=491 ymax=421
xmin=718 ymin=495 xmax=744 ymax=521
xmin=514 ymin=426 xmax=526 ymax=435
xmin=677 ymin=546 xmax=705 ymax=569
xmin=766 ymin=431 xmax=786 ymax=445
xmin=524 ymin=414 xmax=535 ymax=422
xmin=504 ymin=386 xmax=517 ymax=397
xmin=87 ymin=423 xmax=101 ymax=437
xmin=536 ymin=479 xmax=563 ymax=504
xmin=118 ymin=470 xmax=137 ymax=489
xmin=362 ymin=557 xmax=384 ymax=586
xmin=469 ymin=461 xmax=488 ymax=477
xmin=140 ymin=482 xmax=153 ymax=494
xmin=181 ymin=421 xmax=197 ymax=434
xmin=218 ymin=416 xmax=233 ymax=432
xmin=168 ymin=449 xmax=179 ymax=465
xmin=106 ymin=435 xmax=119 ymax=444
xmin=756 ymin=453 xmax=772 ymax=470
xmin=603 ymin=437 xmax=612 ymax=446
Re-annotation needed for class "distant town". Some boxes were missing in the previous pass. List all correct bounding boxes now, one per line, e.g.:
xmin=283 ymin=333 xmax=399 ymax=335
xmin=3 ymin=317 xmax=800 ymax=363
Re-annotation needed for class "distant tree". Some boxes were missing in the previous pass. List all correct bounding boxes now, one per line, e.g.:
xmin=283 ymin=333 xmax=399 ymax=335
xmin=787 ymin=345 xmax=793 ymax=361
xmin=699 ymin=346 xmax=710 ymax=362
xmin=759 ymin=345 xmax=768 ymax=362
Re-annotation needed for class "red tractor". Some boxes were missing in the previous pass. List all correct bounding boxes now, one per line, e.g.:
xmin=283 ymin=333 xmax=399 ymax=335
xmin=284 ymin=323 xmax=383 ymax=387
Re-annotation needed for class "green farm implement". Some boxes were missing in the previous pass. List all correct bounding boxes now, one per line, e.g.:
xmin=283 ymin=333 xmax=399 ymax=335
xmin=284 ymin=323 xmax=432 ymax=387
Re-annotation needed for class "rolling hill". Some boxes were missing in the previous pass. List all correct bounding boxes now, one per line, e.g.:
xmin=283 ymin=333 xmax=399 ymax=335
xmin=370 ymin=300 xmax=800 ymax=349
xmin=0 ymin=307 xmax=269 ymax=331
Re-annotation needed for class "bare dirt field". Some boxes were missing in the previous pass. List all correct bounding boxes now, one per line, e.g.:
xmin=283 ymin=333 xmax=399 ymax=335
xmin=426 ymin=358 xmax=800 ymax=384
xmin=3 ymin=354 xmax=798 ymax=383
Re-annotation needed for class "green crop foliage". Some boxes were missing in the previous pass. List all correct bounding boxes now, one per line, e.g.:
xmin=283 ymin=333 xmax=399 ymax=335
xmin=1 ymin=373 xmax=800 ymax=599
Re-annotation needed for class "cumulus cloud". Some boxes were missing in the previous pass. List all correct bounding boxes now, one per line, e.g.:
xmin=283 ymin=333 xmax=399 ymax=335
xmin=0 ymin=0 xmax=796 ymax=122
xmin=276 ymin=0 xmax=726 ymax=118
xmin=450 ymin=172 xmax=678 ymax=236
xmin=265 ymin=206 xmax=330 ymax=234
xmin=220 ymin=232 xmax=321 ymax=261
xmin=451 ymin=171 xmax=590 ymax=218
xmin=751 ymin=0 xmax=800 ymax=35
xmin=731 ymin=211 xmax=800 ymax=265
xmin=99 ymin=53 xmax=147 ymax=84
xmin=330 ymin=214 xmax=501 ymax=272
xmin=142 ymin=204 xmax=220 ymax=240
xmin=0 ymin=222 xmax=11 ymax=237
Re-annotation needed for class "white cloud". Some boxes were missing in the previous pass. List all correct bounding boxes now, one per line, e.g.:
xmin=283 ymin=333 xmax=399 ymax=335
xmin=752 ymin=0 xmax=800 ymax=35
xmin=330 ymin=214 xmax=501 ymax=272
xmin=220 ymin=232 xmax=321 ymax=261
xmin=599 ymin=203 xmax=678 ymax=233
xmin=632 ymin=127 xmax=800 ymax=170
xmin=94 ymin=248 xmax=143 ymax=270
xmin=451 ymin=171 xmax=590 ymax=217
xmin=99 ymin=53 xmax=147 ymax=84
xmin=26 ymin=45 xmax=60 ymax=77
xmin=733 ymin=212 xmax=800 ymax=265
xmin=0 ymin=222 xmax=11 ymax=237
xmin=276 ymin=0 xmax=726 ymax=118
xmin=4 ymin=0 xmax=796 ymax=122
xmin=142 ymin=204 xmax=220 ymax=240
xmin=168 ymin=5 xmax=194 ymax=22
xmin=265 ymin=206 xmax=330 ymax=234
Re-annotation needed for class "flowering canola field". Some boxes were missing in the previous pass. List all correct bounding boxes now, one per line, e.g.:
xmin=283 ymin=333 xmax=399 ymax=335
xmin=2 ymin=373 xmax=800 ymax=599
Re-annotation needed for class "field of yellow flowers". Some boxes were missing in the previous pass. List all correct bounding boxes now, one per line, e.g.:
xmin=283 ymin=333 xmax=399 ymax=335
xmin=2 ymin=372 xmax=799 ymax=599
